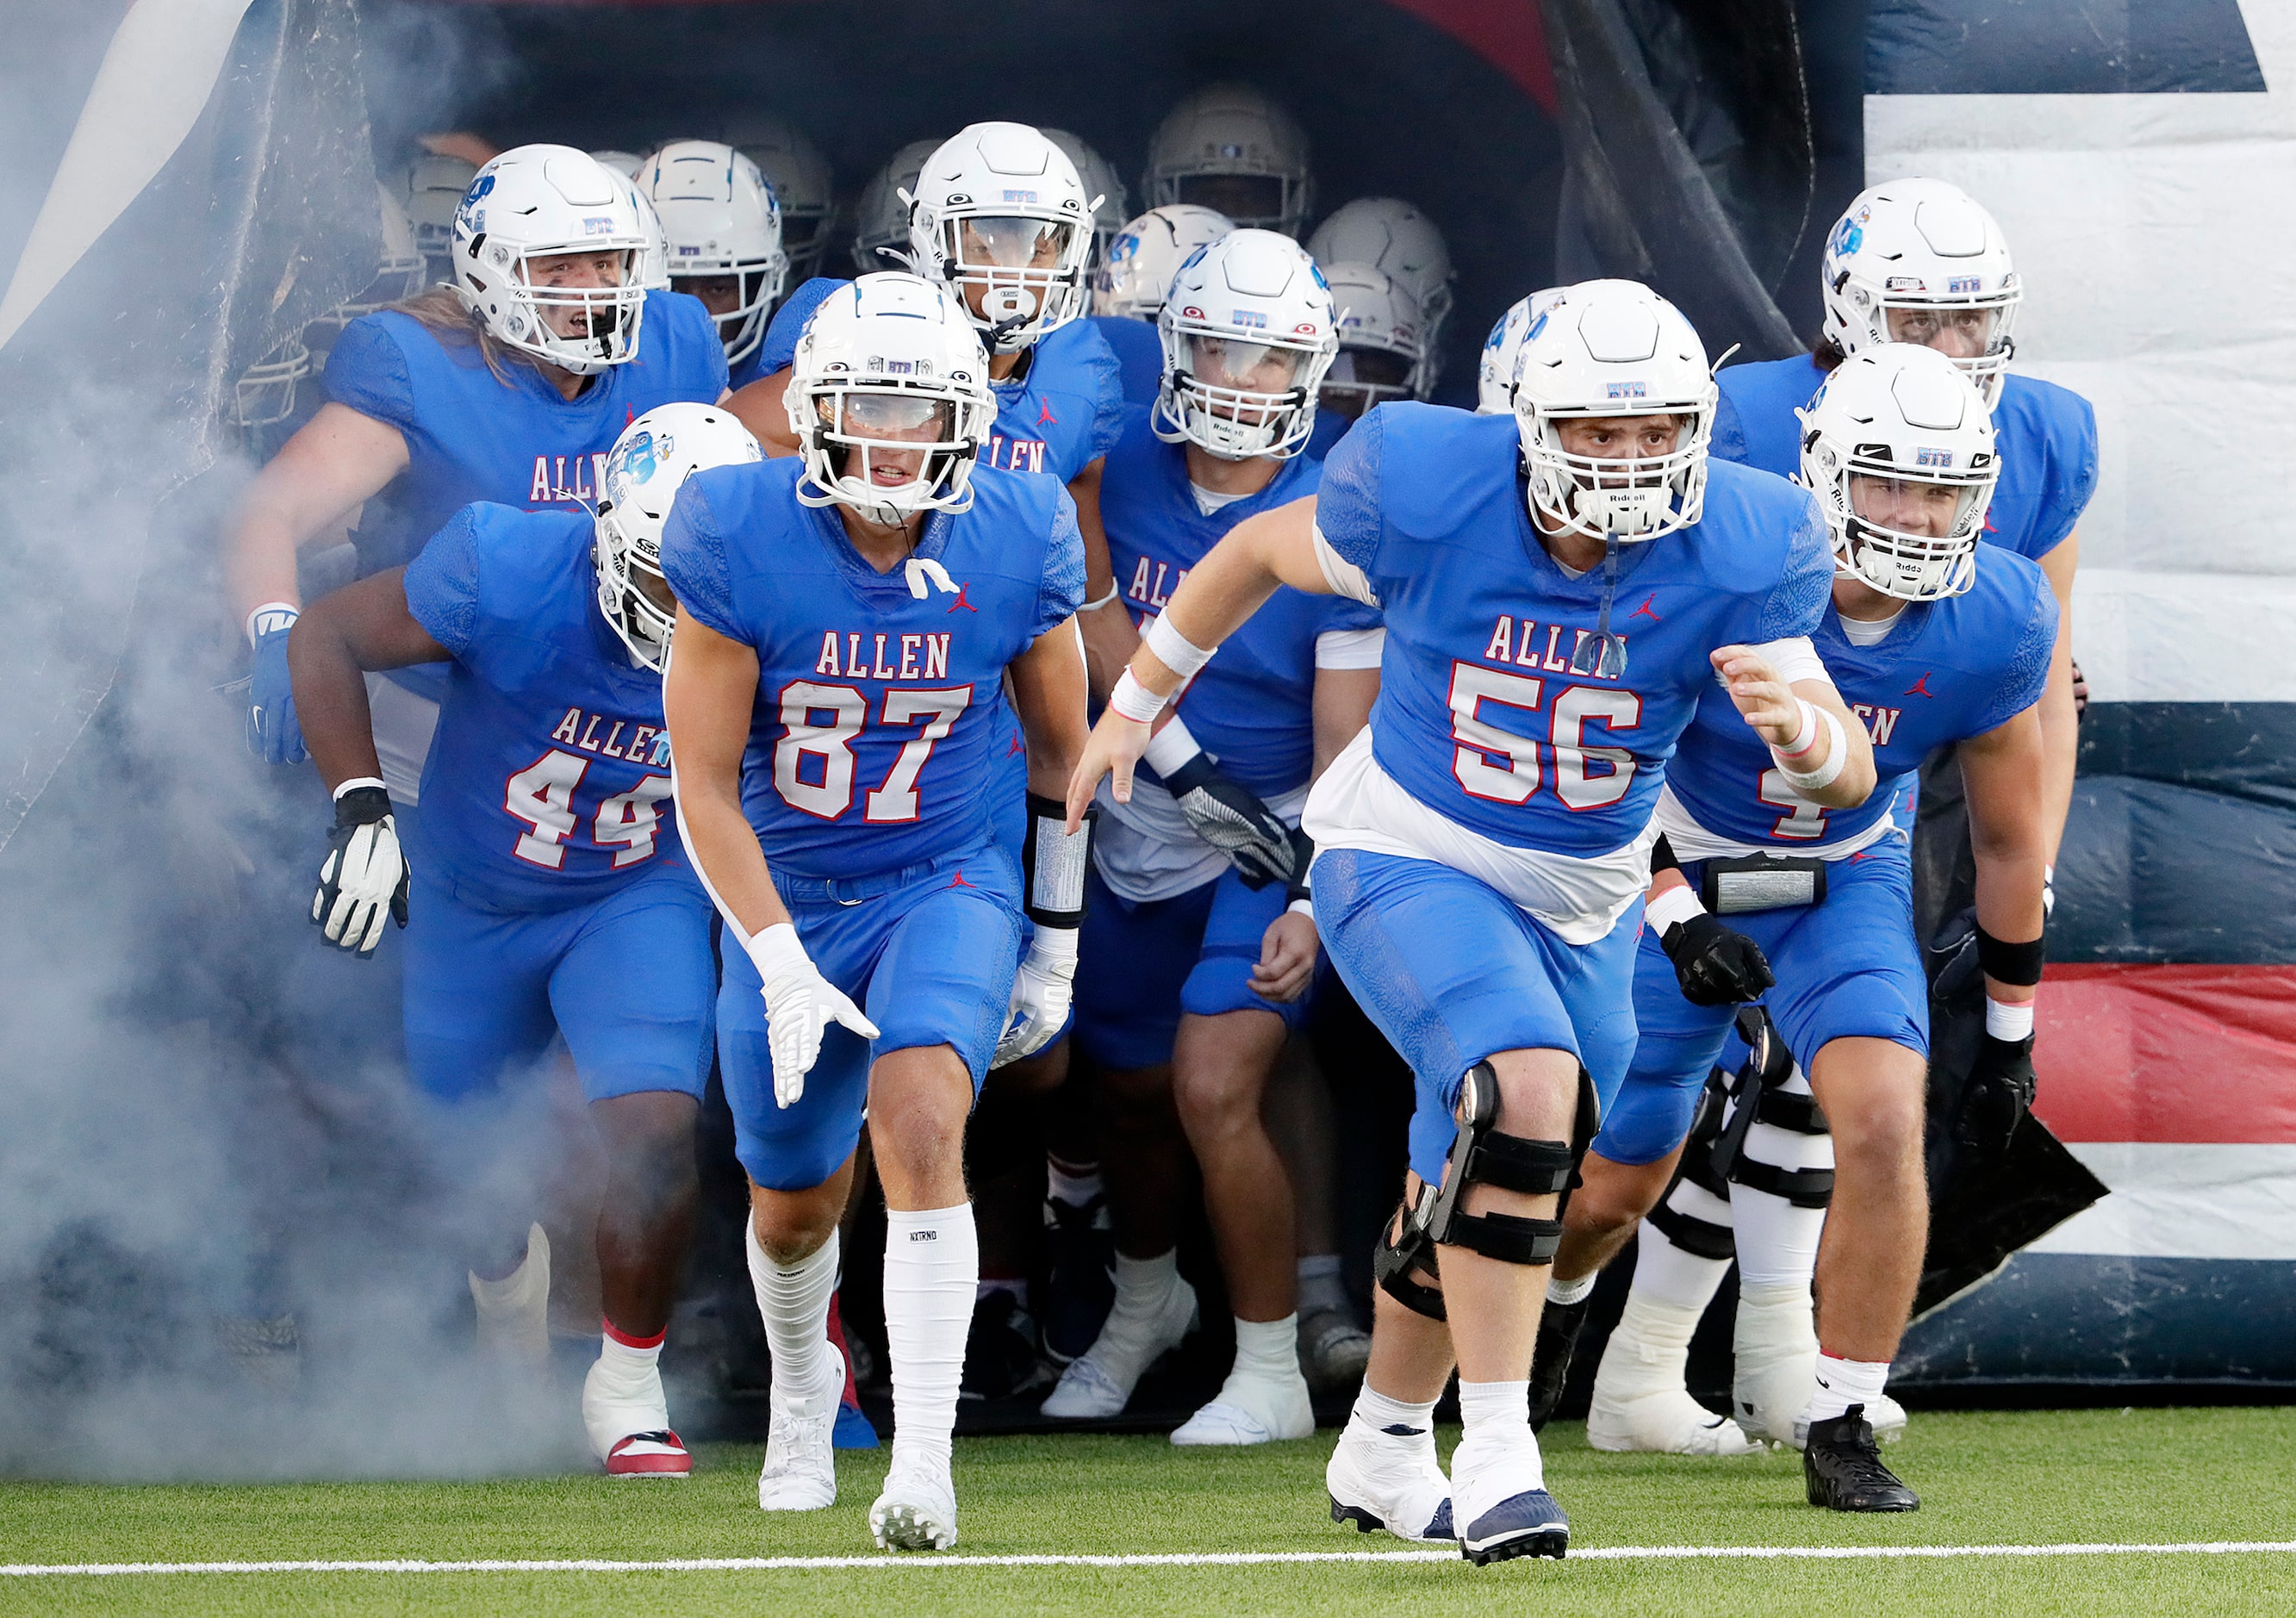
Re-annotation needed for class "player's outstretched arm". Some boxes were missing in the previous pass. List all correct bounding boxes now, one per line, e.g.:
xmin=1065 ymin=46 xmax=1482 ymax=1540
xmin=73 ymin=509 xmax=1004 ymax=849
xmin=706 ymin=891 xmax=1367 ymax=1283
xmin=1954 ymin=702 xmax=2050 ymax=1145
xmin=288 ymin=568 xmax=449 ymax=793
xmin=661 ymin=607 xmax=790 ymax=941
xmin=1065 ymin=495 xmax=1328 ymax=828
xmin=1709 ymin=647 xmax=1877 ymax=811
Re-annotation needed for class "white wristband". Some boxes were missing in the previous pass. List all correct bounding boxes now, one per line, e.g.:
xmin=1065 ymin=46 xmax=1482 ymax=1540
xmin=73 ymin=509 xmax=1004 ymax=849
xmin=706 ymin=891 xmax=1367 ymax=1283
xmin=1109 ymin=669 xmax=1167 ymax=723
xmin=332 ymin=776 xmax=388 ymax=801
xmin=1142 ymin=613 xmax=1215 ymax=680
xmin=247 ymin=601 xmax=300 ymax=646
xmin=1082 ymin=579 xmax=1123 ymax=612
xmin=1985 ymin=998 xmax=2036 ymax=1042
xmin=1286 ymin=897 xmax=1316 ymax=919
xmin=1142 ymin=713 xmax=1204 ymax=775
xmin=1776 ymin=705 xmax=1847 ymax=793
xmin=1646 ymin=883 xmax=1705 ymax=932
xmin=1773 ymin=697 xmax=1819 ymax=761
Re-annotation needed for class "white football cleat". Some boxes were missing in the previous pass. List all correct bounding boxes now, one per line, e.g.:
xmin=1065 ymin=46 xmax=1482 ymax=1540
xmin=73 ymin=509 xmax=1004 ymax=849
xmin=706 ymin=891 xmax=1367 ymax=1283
xmin=583 ymin=1349 xmax=687 ymax=1474
xmin=756 ymin=1347 xmax=843 ymax=1511
xmin=1040 ymin=1275 xmax=1198 ymax=1419
xmin=1449 ymin=1430 xmax=1567 ymax=1565
xmin=1586 ymin=1381 xmax=1764 ymax=1456
xmin=1171 ymin=1370 xmax=1314 ymax=1446
xmin=1733 ymin=1280 xmax=1819 ymax=1447
xmin=870 ymin=1459 xmax=959 ymax=1551
xmin=1297 ymin=1309 xmax=1372 ymax=1392
xmin=1325 ymin=1420 xmax=1453 ymax=1542
xmin=1866 ymin=1390 xmax=1909 ymax=1440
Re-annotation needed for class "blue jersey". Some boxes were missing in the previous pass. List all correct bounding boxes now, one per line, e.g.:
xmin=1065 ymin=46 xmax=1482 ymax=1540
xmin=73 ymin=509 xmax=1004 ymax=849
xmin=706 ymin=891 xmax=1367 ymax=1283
xmin=1103 ymin=414 xmax=1377 ymax=795
xmin=658 ymin=458 xmax=1086 ymax=881
xmin=326 ymin=290 xmax=730 ymax=576
xmin=401 ymin=504 xmax=696 ymax=912
xmin=760 ymin=278 xmax=1124 ymax=480
xmin=1714 ymin=354 xmax=2098 ymax=563
xmin=1665 ymin=539 xmax=2057 ymax=849
xmin=1307 ymin=406 xmax=1353 ymax=464
xmin=1316 ymin=405 xmax=1834 ymax=857
xmin=1092 ymin=314 xmax=1166 ymax=409
xmin=727 ymin=342 xmax=772 ymax=394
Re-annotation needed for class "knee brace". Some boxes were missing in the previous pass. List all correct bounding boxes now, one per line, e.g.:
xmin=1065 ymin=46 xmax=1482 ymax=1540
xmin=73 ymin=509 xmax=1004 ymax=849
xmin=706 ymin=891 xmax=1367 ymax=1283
xmin=1709 ymin=1007 xmax=1834 ymax=1210
xmin=1373 ymin=1061 xmax=1599 ymax=1320
xmin=1646 ymin=1067 xmax=1739 ymax=1260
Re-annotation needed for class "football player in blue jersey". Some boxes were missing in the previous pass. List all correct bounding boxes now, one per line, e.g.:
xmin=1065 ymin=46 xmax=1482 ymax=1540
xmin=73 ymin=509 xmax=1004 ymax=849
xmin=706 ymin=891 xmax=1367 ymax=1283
xmin=659 ymin=274 xmax=1092 ymax=1552
xmin=1712 ymin=180 xmax=2092 ymax=881
xmin=1307 ymin=261 xmax=1428 ymax=461
xmin=1089 ymin=203 xmax=1236 ymax=408
xmin=637 ymin=140 xmax=789 ymax=395
xmin=285 ymin=403 xmax=762 ymax=1477
xmin=1067 ymin=279 xmax=1874 ymax=1562
xmin=225 ymin=143 xmax=731 ymax=779
xmin=1037 ymin=230 xmax=1377 ymax=1443
xmin=1543 ymin=345 xmax=2052 ymax=1511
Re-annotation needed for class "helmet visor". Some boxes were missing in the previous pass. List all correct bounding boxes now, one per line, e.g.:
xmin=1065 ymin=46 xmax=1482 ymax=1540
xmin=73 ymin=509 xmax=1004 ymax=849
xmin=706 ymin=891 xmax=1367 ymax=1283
xmin=1319 ymin=347 xmax=1415 ymax=420
xmin=954 ymin=215 xmax=1075 ymax=272
xmin=1882 ymin=302 xmax=2008 ymax=363
xmin=1176 ymin=174 xmax=1284 ymax=224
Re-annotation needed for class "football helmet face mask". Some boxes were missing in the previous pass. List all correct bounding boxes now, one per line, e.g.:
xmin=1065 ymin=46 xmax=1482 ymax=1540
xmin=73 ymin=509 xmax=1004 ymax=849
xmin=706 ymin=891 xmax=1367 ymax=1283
xmin=1144 ymin=84 xmax=1314 ymax=238
xmin=1154 ymin=229 xmax=1337 ymax=462
xmin=1820 ymin=177 xmax=2020 ymax=406
xmin=907 ymin=122 xmax=1098 ymax=352
xmin=1042 ymin=128 xmax=1130 ymax=269
xmin=786 ymin=273 xmax=996 ymax=527
xmin=851 ymin=138 xmax=940 ymax=274
xmin=1092 ymin=204 xmax=1234 ymax=320
xmin=595 ymin=402 xmax=764 ymax=669
xmin=1477 ymin=287 xmax=1566 ymax=414
xmin=1512 ymin=278 xmax=1715 ymax=542
xmin=1799 ymin=342 xmax=1999 ymax=601
xmin=1307 ymin=197 xmax=1453 ymax=389
xmin=725 ymin=115 xmax=837 ymax=281
xmin=451 ymin=145 xmax=650 ymax=375
xmin=638 ymin=140 xmax=788 ymax=365
xmin=232 ymin=334 xmax=313 ymax=428
xmin=400 ymin=150 xmax=478 ymax=283
xmin=1317 ymin=261 xmax=1425 ymax=420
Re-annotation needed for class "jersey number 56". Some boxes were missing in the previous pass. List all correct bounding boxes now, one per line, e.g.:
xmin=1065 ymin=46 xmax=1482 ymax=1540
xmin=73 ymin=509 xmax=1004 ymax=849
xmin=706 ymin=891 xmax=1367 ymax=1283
xmin=1448 ymin=663 xmax=1640 ymax=812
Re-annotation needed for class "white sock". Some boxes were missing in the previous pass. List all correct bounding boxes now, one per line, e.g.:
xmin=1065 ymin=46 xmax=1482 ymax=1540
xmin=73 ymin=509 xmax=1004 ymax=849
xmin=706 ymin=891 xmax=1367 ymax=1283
xmin=1603 ymin=1286 xmax=1698 ymax=1384
xmin=1456 ymin=1379 xmax=1540 ymax=1483
xmin=597 ymin=1326 xmax=663 ymax=1377
xmin=883 ymin=1203 xmax=978 ymax=1475
xmin=746 ymin=1218 xmax=837 ymax=1402
xmin=1228 ymin=1315 xmax=1297 ymax=1384
xmin=1350 ymin=1384 xmax=1439 ymax=1442
xmin=1546 ymin=1271 xmax=1597 ymax=1308
xmin=1086 ymin=1248 xmax=1183 ymax=1385
xmin=1729 ymin=1071 xmax=1833 ymax=1287
xmin=1047 ymin=1158 xmax=1102 ymax=1206
xmin=1633 ymin=1191 xmax=1734 ymax=1313
xmin=1297 ymin=1254 xmax=1348 ymax=1317
xmin=1805 ymin=1352 xmax=1891 ymax=1425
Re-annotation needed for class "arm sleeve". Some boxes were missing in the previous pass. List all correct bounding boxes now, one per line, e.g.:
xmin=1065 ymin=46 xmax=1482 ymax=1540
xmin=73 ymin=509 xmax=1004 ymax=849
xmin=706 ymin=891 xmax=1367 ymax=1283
xmin=1973 ymin=572 xmax=2062 ymax=736
xmin=656 ymin=482 xmax=746 ymax=642
xmin=1314 ymin=405 xmax=1385 ymax=574
xmin=1745 ymin=493 xmax=1837 ymax=643
xmin=757 ymin=277 xmax=849 ymax=377
xmin=320 ymin=315 xmax=420 ymax=433
xmin=1034 ymin=488 xmax=1089 ymax=638
xmin=400 ymin=506 xmax=485 ymax=657
xmin=2033 ymin=389 xmax=2100 ymax=555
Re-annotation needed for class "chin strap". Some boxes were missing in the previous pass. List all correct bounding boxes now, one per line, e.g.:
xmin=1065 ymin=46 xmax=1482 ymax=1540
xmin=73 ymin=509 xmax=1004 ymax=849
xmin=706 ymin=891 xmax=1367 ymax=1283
xmin=1569 ymin=533 xmax=1629 ymax=678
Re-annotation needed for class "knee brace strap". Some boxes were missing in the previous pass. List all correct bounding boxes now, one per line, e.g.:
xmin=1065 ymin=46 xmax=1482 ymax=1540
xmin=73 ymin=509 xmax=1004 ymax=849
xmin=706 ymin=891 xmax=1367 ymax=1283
xmin=1372 ymin=1199 xmax=1447 ymax=1320
xmin=1646 ymin=1197 xmax=1738 ymax=1262
xmin=1423 ymin=1061 xmax=1597 ymax=1258
xmin=1729 ymin=1157 xmax=1836 ymax=1209
xmin=1754 ymin=1086 xmax=1829 ymax=1136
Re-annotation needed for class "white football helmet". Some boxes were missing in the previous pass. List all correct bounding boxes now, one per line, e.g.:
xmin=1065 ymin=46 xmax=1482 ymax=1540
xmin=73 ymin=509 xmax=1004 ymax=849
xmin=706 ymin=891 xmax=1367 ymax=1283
xmin=399 ymin=150 xmax=478 ymax=280
xmin=619 ymin=172 xmax=673 ymax=291
xmin=232 ymin=335 xmax=312 ymax=427
xmin=1318 ymin=261 xmax=1426 ymax=422
xmin=450 ymin=144 xmax=651 ymax=375
xmin=638 ymin=140 xmax=787 ymax=364
xmin=1820 ymin=178 xmax=2020 ymax=406
xmin=1092 ymin=204 xmax=1234 ymax=320
xmin=595 ymin=402 xmax=763 ymax=669
xmin=1144 ymin=84 xmax=1314 ymax=237
xmin=786 ymin=273 xmax=996 ymax=526
xmin=725 ymin=115 xmax=837 ymax=281
xmin=1308 ymin=197 xmax=1453 ymax=389
xmin=906 ymin=122 xmax=1098 ymax=352
xmin=1042 ymin=129 xmax=1130 ymax=266
xmin=589 ymin=150 xmax=646 ymax=179
xmin=1155 ymin=229 xmax=1337 ymax=461
xmin=851 ymin=138 xmax=939 ymax=273
xmin=1799 ymin=343 xmax=2000 ymax=601
xmin=1476 ymin=287 xmax=1567 ymax=414
xmin=1512 ymin=279 xmax=1716 ymax=542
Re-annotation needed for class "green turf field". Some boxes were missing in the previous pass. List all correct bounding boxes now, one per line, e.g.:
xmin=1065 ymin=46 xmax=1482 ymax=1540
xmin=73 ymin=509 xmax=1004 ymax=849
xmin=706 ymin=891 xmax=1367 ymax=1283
xmin=3 ymin=1408 xmax=2292 ymax=1615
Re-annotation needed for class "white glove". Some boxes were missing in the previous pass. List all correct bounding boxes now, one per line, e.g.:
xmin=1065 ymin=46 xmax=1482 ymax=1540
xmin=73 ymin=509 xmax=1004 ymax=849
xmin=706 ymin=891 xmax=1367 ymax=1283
xmin=312 ymin=782 xmax=409 ymax=958
xmin=994 ymin=925 xmax=1078 ymax=1068
xmin=746 ymin=923 xmax=879 ymax=1109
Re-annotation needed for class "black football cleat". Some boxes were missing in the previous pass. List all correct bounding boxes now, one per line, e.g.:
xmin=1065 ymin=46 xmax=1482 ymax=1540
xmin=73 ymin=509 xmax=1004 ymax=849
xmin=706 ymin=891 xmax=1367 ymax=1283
xmin=1528 ymin=1297 xmax=1590 ymax=1432
xmin=1803 ymin=1405 xmax=1920 ymax=1511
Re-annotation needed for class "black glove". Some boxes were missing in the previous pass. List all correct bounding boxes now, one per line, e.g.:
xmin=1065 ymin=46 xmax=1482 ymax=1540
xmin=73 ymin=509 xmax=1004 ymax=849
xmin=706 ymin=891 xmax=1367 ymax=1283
xmin=1659 ymin=912 xmax=1775 ymax=1006
xmin=1956 ymin=1032 xmax=2037 ymax=1151
xmin=312 ymin=784 xmax=410 ymax=958
xmin=1162 ymin=751 xmax=1297 ymax=889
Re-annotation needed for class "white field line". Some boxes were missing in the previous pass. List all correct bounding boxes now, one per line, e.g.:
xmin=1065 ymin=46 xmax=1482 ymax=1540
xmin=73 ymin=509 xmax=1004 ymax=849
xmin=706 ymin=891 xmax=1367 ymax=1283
xmin=3 ymin=1542 xmax=2293 ymax=1577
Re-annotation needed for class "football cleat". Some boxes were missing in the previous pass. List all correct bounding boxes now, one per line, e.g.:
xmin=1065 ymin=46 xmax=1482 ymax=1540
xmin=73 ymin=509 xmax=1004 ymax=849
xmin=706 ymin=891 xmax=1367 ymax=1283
xmin=604 ymin=1430 xmax=692 ymax=1478
xmin=1866 ymin=1390 xmax=1910 ymax=1441
xmin=1451 ymin=1436 xmax=1568 ymax=1564
xmin=1587 ymin=1293 xmax=1764 ymax=1456
xmin=1040 ymin=1275 xmax=1198 ymax=1420
xmin=1041 ymin=1192 xmax=1116 ymax=1365
xmin=1325 ymin=1421 xmax=1454 ymax=1542
xmin=1803 ymin=1406 xmax=1920 ymax=1512
xmin=1171 ymin=1372 xmax=1314 ymax=1447
xmin=757 ymin=1348 xmax=843 ymax=1511
xmin=582 ymin=1348 xmax=675 ymax=1467
xmin=1297 ymin=1308 xmax=1372 ymax=1393
xmin=870 ymin=1460 xmax=959 ymax=1551
xmin=1526 ymin=1296 xmax=1590 ymax=1431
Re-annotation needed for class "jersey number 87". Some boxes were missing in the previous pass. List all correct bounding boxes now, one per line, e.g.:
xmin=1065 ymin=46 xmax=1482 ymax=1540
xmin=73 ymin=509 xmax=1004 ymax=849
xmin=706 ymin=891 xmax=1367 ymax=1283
xmin=775 ymin=680 xmax=975 ymax=824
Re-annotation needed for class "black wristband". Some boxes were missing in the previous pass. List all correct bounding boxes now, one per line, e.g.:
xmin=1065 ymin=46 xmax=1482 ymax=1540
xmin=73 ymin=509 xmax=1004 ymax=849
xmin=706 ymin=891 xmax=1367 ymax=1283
xmin=1021 ymin=793 xmax=1094 ymax=929
xmin=1975 ymin=925 xmax=2045 ymax=986
xmin=333 ymin=785 xmax=394 ymax=829
xmin=1650 ymin=833 xmax=1682 ymax=877
xmin=1285 ymin=828 xmax=1316 ymax=905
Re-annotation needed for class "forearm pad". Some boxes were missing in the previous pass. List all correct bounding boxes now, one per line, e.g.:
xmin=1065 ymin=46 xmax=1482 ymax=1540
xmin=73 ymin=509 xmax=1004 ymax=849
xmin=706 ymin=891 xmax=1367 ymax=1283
xmin=1022 ymin=793 xmax=1095 ymax=929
